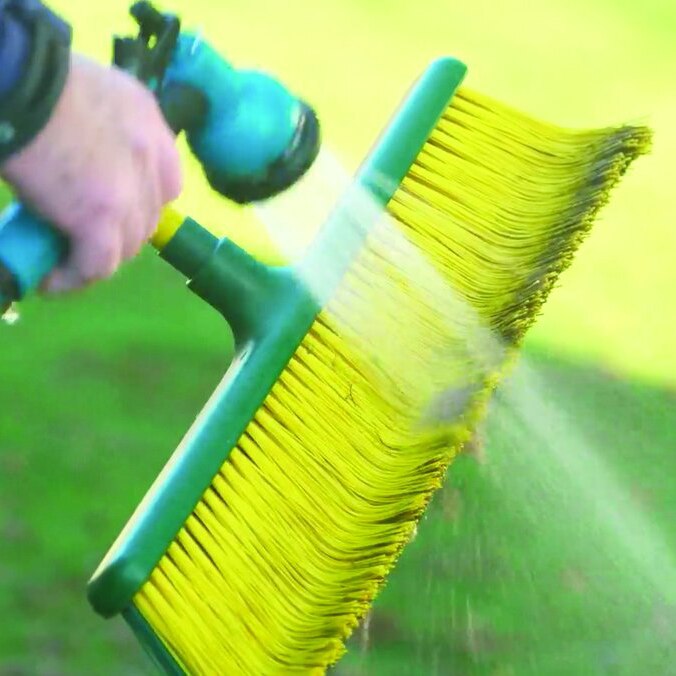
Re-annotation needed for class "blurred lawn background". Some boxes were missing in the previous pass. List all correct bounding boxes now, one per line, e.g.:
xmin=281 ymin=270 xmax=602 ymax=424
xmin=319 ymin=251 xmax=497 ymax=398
xmin=0 ymin=0 xmax=674 ymax=674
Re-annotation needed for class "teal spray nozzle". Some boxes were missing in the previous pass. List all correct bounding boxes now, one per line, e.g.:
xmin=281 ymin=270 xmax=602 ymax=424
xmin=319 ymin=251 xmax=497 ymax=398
xmin=116 ymin=1 xmax=321 ymax=204
xmin=165 ymin=33 xmax=320 ymax=204
xmin=0 ymin=1 xmax=321 ymax=313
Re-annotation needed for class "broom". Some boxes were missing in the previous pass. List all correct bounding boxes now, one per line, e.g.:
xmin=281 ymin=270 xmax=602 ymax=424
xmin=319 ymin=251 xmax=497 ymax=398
xmin=83 ymin=53 xmax=651 ymax=673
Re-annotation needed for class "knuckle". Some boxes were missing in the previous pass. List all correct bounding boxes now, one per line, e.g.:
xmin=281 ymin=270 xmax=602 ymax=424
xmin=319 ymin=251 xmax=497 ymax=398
xmin=164 ymin=165 xmax=183 ymax=202
xmin=129 ymin=129 xmax=153 ymax=161
xmin=128 ymin=79 xmax=156 ymax=110
xmin=122 ymin=237 xmax=143 ymax=261
xmin=91 ymin=183 xmax=126 ymax=224
xmin=145 ymin=208 xmax=161 ymax=238
xmin=137 ymin=92 xmax=164 ymax=128
xmin=123 ymin=203 xmax=156 ymax=257
xmin=160 ymin=147 xmax=183 ymax=202
xmin=95 ymin=245 xmax=120 ymax=279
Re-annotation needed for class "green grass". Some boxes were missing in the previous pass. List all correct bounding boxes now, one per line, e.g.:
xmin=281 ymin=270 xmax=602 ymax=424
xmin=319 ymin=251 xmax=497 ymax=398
xmin=1 ymin=259 xmax=674 ymax=673
xmin=1 ymin=0 xmax=675 ymax=673
xmin=0 ymin=254 xmax=228 ymax=673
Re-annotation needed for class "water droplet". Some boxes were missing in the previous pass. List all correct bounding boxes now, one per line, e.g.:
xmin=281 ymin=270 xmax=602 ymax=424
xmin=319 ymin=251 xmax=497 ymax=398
xmin=2 ymin=304 xmax=19 ymax=325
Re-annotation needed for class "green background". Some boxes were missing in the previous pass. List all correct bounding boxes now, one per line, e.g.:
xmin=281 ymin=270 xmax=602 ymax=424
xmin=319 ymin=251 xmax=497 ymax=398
xmin=1 ymin=0 xmax=675 ymax=673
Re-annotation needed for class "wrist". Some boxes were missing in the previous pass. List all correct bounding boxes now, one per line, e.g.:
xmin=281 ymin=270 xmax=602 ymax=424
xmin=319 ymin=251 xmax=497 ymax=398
xmin=0 ymin=0 xmax=72 ymax=166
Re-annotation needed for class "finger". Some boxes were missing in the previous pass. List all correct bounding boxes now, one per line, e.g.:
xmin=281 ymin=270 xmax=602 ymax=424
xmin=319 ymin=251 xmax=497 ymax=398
xmin=43 ymin=224 xmax=123 ymax=294
xmin=121 ymin=154 xmax=161 ymax=258
xmin=141 ymin=146 xmax=163 ymax=241
xmin=156 ymin=128 xmax=183 ymax=204
xmin=41 ymin=268 xmax=83 ymax=295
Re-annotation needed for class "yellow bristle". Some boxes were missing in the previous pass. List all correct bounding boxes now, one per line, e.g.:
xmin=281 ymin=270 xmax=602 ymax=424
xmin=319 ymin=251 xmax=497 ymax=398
xmin=134 ymin=88 xmax=651 ymax=674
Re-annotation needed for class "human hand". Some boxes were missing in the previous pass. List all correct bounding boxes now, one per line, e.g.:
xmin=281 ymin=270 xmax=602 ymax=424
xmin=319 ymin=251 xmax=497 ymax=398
xmin=0 ymin=53 xmax=182 ymax=292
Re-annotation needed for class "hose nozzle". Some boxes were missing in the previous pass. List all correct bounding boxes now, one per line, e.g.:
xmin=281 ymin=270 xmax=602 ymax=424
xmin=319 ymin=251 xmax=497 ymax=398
xmin=198 ymin=98 xmax=320 ymax=205
xmin=116 ymin=3 xmax=321 ymax=204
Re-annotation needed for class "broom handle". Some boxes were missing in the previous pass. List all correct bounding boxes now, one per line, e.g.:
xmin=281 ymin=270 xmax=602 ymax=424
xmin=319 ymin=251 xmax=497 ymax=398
xmin=0 ymin=82 xmax=204 ymax=311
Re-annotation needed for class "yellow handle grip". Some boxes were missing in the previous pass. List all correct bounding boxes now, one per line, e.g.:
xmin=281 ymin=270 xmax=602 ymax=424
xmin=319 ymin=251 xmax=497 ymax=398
xmin=151 ymin=206 xmax=186 ymax=250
